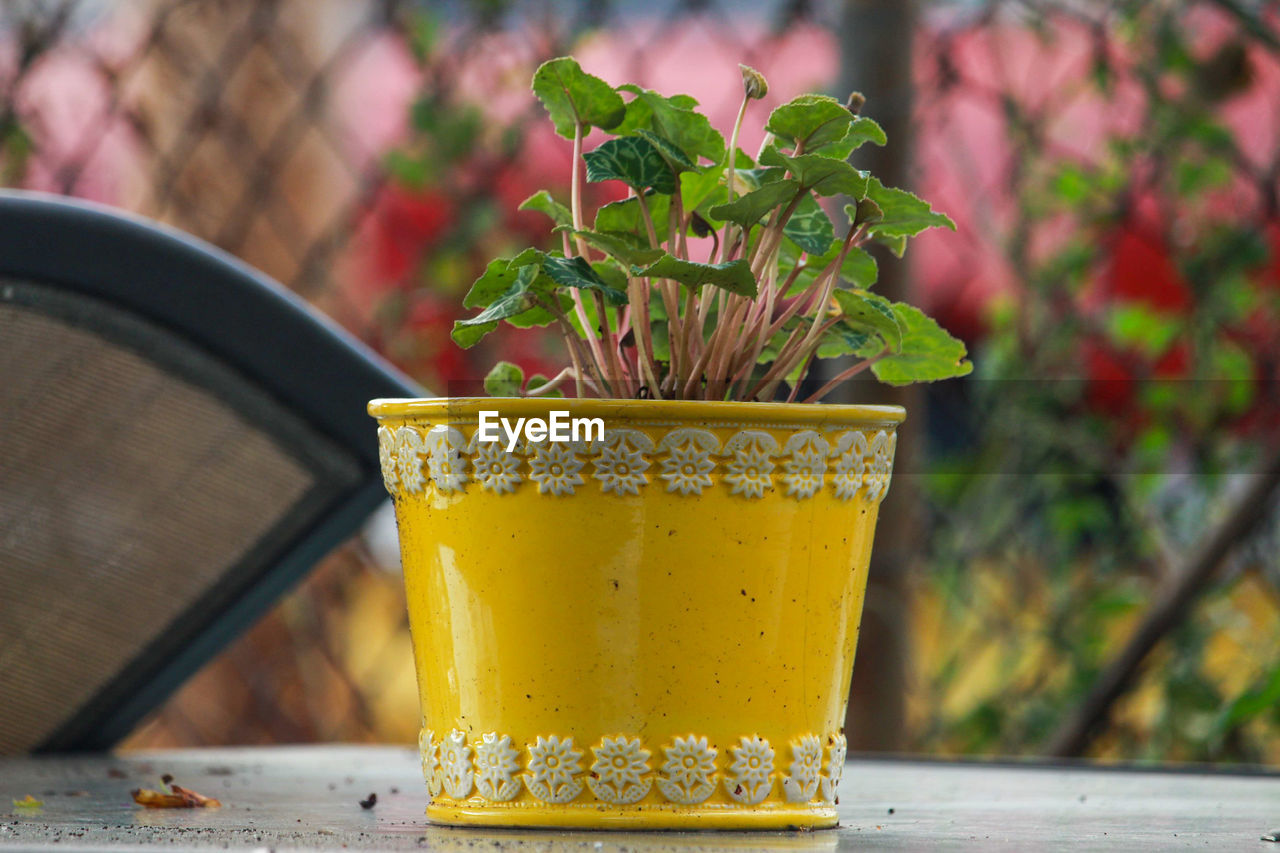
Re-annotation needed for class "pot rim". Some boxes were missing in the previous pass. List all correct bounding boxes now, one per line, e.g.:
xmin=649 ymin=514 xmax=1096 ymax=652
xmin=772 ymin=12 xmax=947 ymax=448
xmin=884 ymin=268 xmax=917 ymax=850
xmin=368 ymin=396 xmax=905 ymax=427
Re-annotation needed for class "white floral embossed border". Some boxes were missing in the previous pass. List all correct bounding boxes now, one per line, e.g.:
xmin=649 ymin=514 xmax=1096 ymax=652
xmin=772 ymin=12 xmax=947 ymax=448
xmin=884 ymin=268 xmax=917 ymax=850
xmin=378 ymin=424 xmax=895 ymax=503
xmin=418 ymin=729 xmax=847 ymax=807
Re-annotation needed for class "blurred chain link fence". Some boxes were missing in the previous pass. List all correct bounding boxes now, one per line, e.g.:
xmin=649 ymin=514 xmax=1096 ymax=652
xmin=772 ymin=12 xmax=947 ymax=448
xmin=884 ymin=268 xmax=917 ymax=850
xmin=4 ymin=0 xmax=1278 ymax=757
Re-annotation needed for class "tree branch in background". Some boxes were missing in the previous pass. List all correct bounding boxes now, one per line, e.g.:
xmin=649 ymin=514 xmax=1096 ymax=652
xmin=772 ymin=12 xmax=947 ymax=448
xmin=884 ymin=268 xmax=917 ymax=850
xmin=1046 ymin=443 xmax=1280 ymax=758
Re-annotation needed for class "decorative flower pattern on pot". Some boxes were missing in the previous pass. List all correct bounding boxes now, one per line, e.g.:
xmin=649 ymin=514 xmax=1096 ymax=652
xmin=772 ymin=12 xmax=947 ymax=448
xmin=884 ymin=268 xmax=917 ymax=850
xmin=819 ymin=733 xmax=847 ymax=803
xmin=377 ymin=426 xmax=398 ymax=493
xmin=383 ymin=423 xmax=896 ymax=503
xmin=782 ymin=733 xmax=823 ymax=803
xmin=592 ymin=429 xmax=653 ymax=496
xmin=418 ymin=728 xmax=442 ymax=796
xmin=724 ymin=735 xmax=775 ymax=804
xmin=440 ymin=729 xmax=474 ymax=799
xmin=527 ymin=442 xmax=586 ymax=495
xmin=426 ymin=426 xmax=468 ymax=493
xmin=722 ymin=430 xmax=778 ymax=498
xmin=656 ymin=735 xmax=718 ymax=804
xmin=657 ymin=428 xmax=720 ymax=495
xmin=832 ymin=431 xmax=869 ymax=500
xmin=474 ymin=732 xmax=522 ymax=802
xmin=587 ymin=735 xmax=653 ymax=804
xmin=524 ymin=734 xmax=584 ymax=803
xmin=419 ymin=729 xmax=845 ymax=807
xmin=394 ymin=425 xmax=426 ymax=493
xmin=781 ymin=431 xmax=831 ymax=499
xmin=470 ymin=441 xmax=523 ymax=494
xmin=864 ymin=431 xmax=897 ymax=503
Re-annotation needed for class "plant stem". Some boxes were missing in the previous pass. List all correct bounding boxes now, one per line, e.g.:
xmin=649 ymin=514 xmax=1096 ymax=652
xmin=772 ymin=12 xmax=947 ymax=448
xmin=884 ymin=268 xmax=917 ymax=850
xmin=548 ymin=296 xmax=607 ymax=397
xmin=749 ymin=191 xmax=802 ymax=278
xmin=594 ymin=290 xmax=629 ymax=396
xmin=786 ymin=348 xmax=818 ymax=402
xmin=719 ymin=94 xmax=750 ymax=263
xmin=570 ymin=289 xmax=610 ymax=394
xmin=629 ymin=277 xmax=664 ymax=398
xmin=742 ymin=322 xmax=805 ymax=400
xmin=541 ymin=297 xmax=586 ymax=397
xmin=637 ymin=190 xmax=684 ymax=385
xmin=800 ymin=351 xmax=886 ymax=404
xmin=570 ymin=123 xmax=588 ymax=249
xmin=523 ymin=366 xmax=578 ymax=397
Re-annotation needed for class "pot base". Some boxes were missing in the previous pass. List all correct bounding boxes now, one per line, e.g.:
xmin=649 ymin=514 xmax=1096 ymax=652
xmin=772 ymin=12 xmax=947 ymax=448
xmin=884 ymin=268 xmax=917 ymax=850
xmin=426 ymin=802 xmax=839 ymax=831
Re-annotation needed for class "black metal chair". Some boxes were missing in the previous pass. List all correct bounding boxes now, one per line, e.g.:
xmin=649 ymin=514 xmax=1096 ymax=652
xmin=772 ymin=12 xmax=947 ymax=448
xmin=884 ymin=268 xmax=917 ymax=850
xmin=0 ymin=191 xmax=421 ymax=753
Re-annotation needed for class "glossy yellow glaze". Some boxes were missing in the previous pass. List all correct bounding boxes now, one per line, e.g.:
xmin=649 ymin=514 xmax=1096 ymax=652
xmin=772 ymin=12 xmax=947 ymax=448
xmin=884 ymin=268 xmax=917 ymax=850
xmin=369 ymin=397 xmax=903 ymax=830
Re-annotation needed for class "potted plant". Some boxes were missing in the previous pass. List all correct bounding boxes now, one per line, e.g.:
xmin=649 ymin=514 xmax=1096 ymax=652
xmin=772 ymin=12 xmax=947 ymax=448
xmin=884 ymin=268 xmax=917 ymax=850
xmin=369 ymin=57 xmax=969 ymax=830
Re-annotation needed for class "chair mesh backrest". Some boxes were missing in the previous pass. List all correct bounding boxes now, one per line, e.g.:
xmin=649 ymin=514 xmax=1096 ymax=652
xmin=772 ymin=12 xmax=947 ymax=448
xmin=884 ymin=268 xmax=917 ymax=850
xmin=0 ymin=279 xmax=356 ymax=754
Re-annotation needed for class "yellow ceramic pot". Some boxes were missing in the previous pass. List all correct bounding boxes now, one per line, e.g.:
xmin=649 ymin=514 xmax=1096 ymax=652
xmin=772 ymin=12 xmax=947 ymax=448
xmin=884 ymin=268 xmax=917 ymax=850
xmin=368 ymin=398 xmax=903 ymax=830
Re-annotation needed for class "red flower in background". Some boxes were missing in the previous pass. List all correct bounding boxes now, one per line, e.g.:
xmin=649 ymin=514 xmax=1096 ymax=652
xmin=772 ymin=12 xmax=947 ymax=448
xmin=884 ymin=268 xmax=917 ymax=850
xmin=368 ymin=185 xmax=455 ymax=287
xmin=1102 ymin=223 xmax=1193 ymax=313
xmin=1081 ymin=339 xmax=1138 ymax=416
xmin=401 ymin=293 xmax=468 ymax=386
xmin=1262 ymin=220 xmax=1280 ymax=291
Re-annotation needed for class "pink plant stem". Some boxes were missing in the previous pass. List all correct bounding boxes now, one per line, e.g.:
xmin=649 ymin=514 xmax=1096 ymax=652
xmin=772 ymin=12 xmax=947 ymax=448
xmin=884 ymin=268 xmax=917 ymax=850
xmin=629 ymin=278 xmax=663 ymax=398
xmin=786 ymin=348 xmax=818 ymax=403
xmin=543 ymin=297 xmax=589 ymax=397
xmin=523 ymin=366 xmax=577 ymax=397
xmin=718 ymin=94 xmax=750 ymax=264
xmin=636 ymin=189 xmax=684 ymax=385
xmin=800 ymin=352 xmax=886 ymax=404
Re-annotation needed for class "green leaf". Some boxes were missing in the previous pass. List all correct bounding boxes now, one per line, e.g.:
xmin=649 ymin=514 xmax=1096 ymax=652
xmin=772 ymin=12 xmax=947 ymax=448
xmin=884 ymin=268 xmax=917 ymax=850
xmin=532 ymin=57 xmax=626 ymax=138
xmin=541 ymin=254 xmax=629 ymax=305
xmin=783 ymin=194 xmax=835 ymax=255
xmin=766 ymin=95 xmax=857 ymax=153
xmin=509 ymin=247 xmax=543 ymax=268
xmin=594 ymin=193 xmax=670 ymax=239
xmin=833 ymin=289 xmax=902 ymax=352
xmin=453 ymin=266 xmax=554 ymax=347
xmin=820 ymin=116 xmax=887 ymax=159
xmin=708 ymin=180 xmax=798 ymax=228
xmin=650 ymin=323 xmax=671 ymax=362
xmin=452 ymin=292 xmax=532 ymax=347
xmin=454 ymin=257 xmax=563 ymax=347
xmin=615 ymin=85 xmax=725 ymax=163
xmin=635 ymin=129 xmax=697 ymax=173
xmin=680 ymin=163 xmax=726 ymax=211
xmin=839 ymin=245 xmax=878 ymax=288
xmin=878 ymin=233 xmax=909 ymax=258
xmin=518 ymin=190 xmax=572 ymax=228
xmin=584 ymin=135 xmax=676 ymax=193
xmin=462 ymin=258 xmax=527 ymax=309
xmin=864 ymin=177 xmax=956 ymax=238
xmin=450 ymin=319 xmax=496 ymax=349
xmin=635 ymin=254 xmax=757 ymax=297
xmin=484 ymin=361 xmax=524 ymax=397
xmin=760 ymin=146 xmax=869 ymax=198
xmin=816 ymin=324 xmax=876 ymax=359
xmin=845 ymin=115 xmax=887 ymax=147
xmin=570 ymin=229 xmax=664 ymax=267
xmin=870 ymin=303 xmax=972 ymax=386
xmin=733 ymin=166 xmax=786 ymax=193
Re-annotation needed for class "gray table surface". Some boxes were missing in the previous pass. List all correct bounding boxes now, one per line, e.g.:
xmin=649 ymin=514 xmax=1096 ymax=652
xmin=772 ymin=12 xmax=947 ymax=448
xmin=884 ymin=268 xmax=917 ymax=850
xmin=0 ymin=746 xmax=1277 ymax=851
